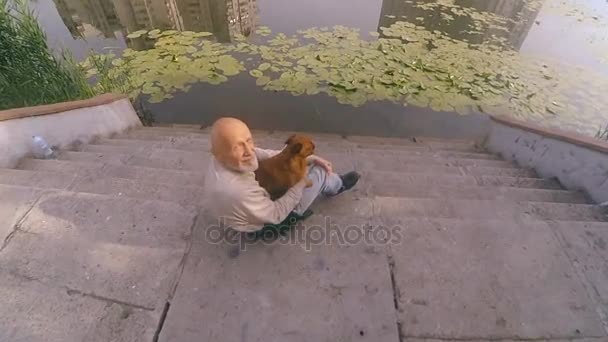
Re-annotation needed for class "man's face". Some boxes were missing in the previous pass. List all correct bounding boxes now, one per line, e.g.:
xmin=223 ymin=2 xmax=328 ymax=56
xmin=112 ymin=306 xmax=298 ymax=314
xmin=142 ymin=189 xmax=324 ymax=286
xmin=221 ymin=125 xmax=258 ymax=172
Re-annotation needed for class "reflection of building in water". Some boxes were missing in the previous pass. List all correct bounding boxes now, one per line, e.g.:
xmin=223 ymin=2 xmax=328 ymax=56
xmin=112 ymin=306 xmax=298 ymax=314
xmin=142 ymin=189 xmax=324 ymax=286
xmin=54 ymin=0 xmax=122 ymax=38
xmin=226 ymin=0 xmax=257 ymax=38
xmin=54 ymin=0 xmax=257 ymax=43
xmin=378 ymin=0 xmax=543 ymax=50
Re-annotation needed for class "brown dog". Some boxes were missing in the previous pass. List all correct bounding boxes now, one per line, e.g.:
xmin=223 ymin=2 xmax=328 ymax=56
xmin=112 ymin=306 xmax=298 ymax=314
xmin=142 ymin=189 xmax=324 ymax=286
xmin=255 ymin=134 xmax=315 ymax=200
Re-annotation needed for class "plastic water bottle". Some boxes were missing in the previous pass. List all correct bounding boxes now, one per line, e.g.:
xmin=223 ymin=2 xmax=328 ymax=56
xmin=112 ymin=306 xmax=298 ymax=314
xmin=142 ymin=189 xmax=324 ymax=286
xmin=32 ymin=136 xmax=56 ymax=159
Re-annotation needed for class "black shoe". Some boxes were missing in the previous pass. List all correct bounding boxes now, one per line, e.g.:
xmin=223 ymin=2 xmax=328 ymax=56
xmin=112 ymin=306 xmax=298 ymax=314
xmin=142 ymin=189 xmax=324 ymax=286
xmin=248 ymin=209 xmax=314 ymax=241
xmin=289 ymin=209 xmax=314 ymax=222
xmin=335 ymin=171 xmax=361 ymax=195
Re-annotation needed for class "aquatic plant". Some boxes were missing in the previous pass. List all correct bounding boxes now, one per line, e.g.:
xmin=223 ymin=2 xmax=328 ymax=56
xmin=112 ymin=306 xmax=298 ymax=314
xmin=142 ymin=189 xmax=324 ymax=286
xmin=81 ymin=29 xmax=244 ymax=103
xmin=0 ymin=0 xmax=94 ymax=110
xmin=81 ymin=1 xmax=608 ymax=137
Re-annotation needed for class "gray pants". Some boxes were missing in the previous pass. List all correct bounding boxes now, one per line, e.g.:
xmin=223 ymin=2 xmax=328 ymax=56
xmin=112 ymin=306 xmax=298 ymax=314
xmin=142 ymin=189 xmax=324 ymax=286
xmin=293 ymin=165 xmax=343 ymax=215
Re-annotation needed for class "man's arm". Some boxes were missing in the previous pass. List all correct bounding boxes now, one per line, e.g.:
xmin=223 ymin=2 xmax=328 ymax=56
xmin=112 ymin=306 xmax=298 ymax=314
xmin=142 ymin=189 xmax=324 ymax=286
xmin=254 ymin=147 xmax=282 ymax=161
xmin=232 ymin=180 xmax=306 ymax=229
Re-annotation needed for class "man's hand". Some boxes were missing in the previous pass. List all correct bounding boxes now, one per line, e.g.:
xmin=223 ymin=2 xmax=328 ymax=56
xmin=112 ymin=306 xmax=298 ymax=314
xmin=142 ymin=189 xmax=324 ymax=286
xmin=310 ymin=156 xmax=333 ymax=174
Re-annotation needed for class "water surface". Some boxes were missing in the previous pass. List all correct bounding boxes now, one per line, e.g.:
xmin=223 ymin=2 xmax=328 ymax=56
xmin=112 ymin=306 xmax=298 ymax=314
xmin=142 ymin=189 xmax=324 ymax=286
xmin=29 ymin=0 xmax=608 ymax=139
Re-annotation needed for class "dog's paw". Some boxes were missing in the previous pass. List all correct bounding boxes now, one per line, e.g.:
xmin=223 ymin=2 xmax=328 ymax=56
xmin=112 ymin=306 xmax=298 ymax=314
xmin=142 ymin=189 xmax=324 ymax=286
xmin=305 ymin=178 xmax=313 ymax=188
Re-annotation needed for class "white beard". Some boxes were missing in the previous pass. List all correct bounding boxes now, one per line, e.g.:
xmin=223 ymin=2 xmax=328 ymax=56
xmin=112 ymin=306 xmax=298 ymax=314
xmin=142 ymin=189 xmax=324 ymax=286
xmin=238 ymin=156 xmax=259 ymax=173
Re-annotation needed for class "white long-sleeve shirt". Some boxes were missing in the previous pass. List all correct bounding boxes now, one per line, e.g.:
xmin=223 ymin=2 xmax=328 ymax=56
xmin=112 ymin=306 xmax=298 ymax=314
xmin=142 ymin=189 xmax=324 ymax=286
xmin=203 ymin=147 xmax=307 ymax=232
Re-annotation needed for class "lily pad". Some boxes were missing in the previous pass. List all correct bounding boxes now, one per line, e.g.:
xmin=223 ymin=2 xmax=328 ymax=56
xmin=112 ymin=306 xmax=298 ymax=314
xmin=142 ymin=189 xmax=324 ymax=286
xmin=256 ymin=76 xmax=271 ymax=86
xmin=126 ymin=30 xmax=148 ymax=39
xmin=249 ymin=70 xmax=264 ymax=78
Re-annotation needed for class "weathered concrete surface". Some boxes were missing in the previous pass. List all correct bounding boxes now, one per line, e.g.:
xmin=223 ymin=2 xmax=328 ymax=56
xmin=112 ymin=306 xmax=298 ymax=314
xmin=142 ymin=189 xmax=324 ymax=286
xmin=69 ymin=175 xmax=204 ymax=206
xmin=18 ymin=158 xmax=207 ymax=187
xmin=0 ymin=191 xmax=196 ymax=310
xmin=0 ymin=96 xmax=141 ymax=168
xmin=550 ymin=221 xmax=608 ymax=305
xmin=0 ymin=270 xmax=159 ymax=342
xmin=0 ymin=169 xmax=76 ymax=190
xmin=2 ymin=126 xmax=608 ymax=342
xmin=366 ymin=181 xmax=588 ymax=203
xmin=0 ymin=184 xmax=44 ymax=242
xmin=382 ymin=218 xmax=605 ymax=340
xmin=403 ymin=339 xmax=605 ymax=342
xmin=160 ymin=217 xmax=399 ymax=342
xmin=374 ymin=197 xmax=607 ymax=222
xmin=362 ymin=170 xmax=562 ymax=189
xmin=486 ymin=120 xmax=608 ymax=204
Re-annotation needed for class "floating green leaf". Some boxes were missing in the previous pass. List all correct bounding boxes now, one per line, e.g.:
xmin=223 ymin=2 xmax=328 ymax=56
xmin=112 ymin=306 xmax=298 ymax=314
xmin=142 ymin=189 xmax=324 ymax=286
xmin=126 ymin=30 xmax=147 ymax=39
xmin=249 ymin=69 xmax=264 ymax=78
xmin=256 ymin=76 xmax=271 ymax=86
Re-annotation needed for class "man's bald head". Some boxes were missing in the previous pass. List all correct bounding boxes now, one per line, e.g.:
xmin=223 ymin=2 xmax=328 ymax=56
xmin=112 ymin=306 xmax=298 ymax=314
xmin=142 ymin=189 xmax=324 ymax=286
xmin=210 ymin=117 xmax=258 ymax=172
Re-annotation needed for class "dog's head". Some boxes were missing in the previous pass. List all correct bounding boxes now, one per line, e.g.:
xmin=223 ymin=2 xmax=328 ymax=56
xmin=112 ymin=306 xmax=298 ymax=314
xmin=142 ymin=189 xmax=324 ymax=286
xmin=285 ymin=134 xmax=315 ymax=158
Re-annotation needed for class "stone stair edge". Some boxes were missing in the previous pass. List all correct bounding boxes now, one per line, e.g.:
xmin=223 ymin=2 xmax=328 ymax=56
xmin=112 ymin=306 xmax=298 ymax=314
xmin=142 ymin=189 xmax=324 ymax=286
xmin=58 ymin=149 xmax=514 ymax=171
xmin=303 ymin=213 xmax=608 ymax=227
xmin=371 ymin=194 xmax=602 ymax=207
xmin=89 ymin=139 xmax=498 ymax=162
xmin=0 ymin=167 xmax=581 ymax=205
xmin=15 ymin=156 xmax=545 ymax=184
xmin=0 ymin=166 xmax=568 ymax=200
xmin=133 ymin=126 xmax=482 ymax=148
xmin=0 ymin=183 xmax=199 ymax=213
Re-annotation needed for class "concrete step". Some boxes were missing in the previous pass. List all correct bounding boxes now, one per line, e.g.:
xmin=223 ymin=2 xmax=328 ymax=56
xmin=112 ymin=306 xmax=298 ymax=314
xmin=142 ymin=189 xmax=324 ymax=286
xmin=56 ymin=150 xmax=128 ymax=165
xmin=355 ymin=162 xmax=536 ymax=178
xmin=0 ymin=269 xmax=160 ymax=342
xmin=57 ymin=147 xmax=527 ymax=178
xmin=168 ymin=213 xmax=399 ymax=342
xmin=111 ymin=132 xmax=349 ymax=154
xmin=382 ymin=218 xmax=606 ymax=339
xmin=89 ymin=138 xmax=344 ymax=156
xmin=69 ymin=176 xmax=203 ymax=207
xmin=77 ymin=143 xmax=213 ymax=157
xmin=461 ymin=166 xmax=537 ymax=178
xmin=94 ymin=137 xmax=497 ymax=162
xmin=18 ymin=159 xmax=206 ymax=187
xmin=0 ymin=168 xmax=202 ymax=207
xmin=0 ymin=168 xmax=77 ymax=190
xmin=0 ymin=184 xmax=46 ymax=242
xmin=92 ymin=138 xmax=211 ymax=152
xmin=357 ymin=154 xmax=515 ymax=169
xmin=346 ymin=135 xmax=481 ymax=152
xmin=0 ymin=190 xmax=196 ymax=310
xmin=130 ymin=126 xmax=209 ymax=136
xmin=17 ymin=158 xmax=102 ymax=173
xmin=56 ymin=150 xmax=210 ymax=171
xmin=475 ymin=174 xmax=562 ymax=189
xmin=361 ymin=170 xmax=562 ymax=190
xmin=374 ymin=197 xmax=607 ymax=222
xmin=351 ymin=147 xmax=500 ymax=160
xmin=264 ymin=130 xmax=351 ymax=142
xmin=365 ymin=181 xmax=588 ymax=203
xmin=143 ymin=124 xmax=208 ymax=133
xmin=131 ymin=128 xmax=484 ymax=153
xmin=112 ymin=131 xmax=212 ymax=143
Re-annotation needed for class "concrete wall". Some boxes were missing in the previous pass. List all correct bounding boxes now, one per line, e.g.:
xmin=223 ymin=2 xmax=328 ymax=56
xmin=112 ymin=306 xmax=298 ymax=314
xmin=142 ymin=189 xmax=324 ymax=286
xmin=485 ymin=117 xmax=608 ymax=204
xmin=0 ymin=95 xmax=142 ymax=168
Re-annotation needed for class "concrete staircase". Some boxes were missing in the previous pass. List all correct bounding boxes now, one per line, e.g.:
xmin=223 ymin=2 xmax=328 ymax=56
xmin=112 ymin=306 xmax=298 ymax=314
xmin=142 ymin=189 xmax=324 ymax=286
xmin=1 ymin=125 xmax=607 ymax=342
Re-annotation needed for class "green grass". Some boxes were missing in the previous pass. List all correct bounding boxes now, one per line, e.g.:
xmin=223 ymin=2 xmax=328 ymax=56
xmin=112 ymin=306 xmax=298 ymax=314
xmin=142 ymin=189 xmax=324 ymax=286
xmin=0 ymin=0 xmax=95 ymax=110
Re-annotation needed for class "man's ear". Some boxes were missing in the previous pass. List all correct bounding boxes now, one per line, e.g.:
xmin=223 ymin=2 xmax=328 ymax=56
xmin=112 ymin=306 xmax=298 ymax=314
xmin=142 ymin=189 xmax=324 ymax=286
xmin=290 ymin=143 xmax=302 ymax=154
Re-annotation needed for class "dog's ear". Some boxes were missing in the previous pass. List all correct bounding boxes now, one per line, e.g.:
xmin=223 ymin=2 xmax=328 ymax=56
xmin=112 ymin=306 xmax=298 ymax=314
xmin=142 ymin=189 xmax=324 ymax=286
xmin=290 ymin=142 xmax=303 ymax=155
xmin=285 ymin=134 xmax=296 ymax=146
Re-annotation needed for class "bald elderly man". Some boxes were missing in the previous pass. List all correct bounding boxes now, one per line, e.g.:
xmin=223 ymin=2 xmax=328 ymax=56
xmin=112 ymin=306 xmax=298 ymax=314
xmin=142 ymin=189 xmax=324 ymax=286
xmin=204 ymin=117 xmax=360 ymax=233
